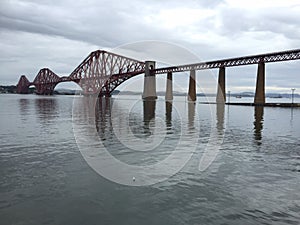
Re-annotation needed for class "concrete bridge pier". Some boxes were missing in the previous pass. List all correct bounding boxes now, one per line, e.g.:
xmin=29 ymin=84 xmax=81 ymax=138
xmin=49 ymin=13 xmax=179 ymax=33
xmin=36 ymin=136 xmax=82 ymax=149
xmin=143 ymin=100 xmax=156 ymax=131
xmin=142 ymin=61 xmax=157 ymax=100
xmin=254 ymin=106 xmax=264 ymax=143
xmin=165 ymin=72 xmax=173 ymax=101
xmin=165 ymin=101 xmax=172 ymax=127
xmin=254 ymin=62 xmax=265 ymax=105
xmin=188 ymin=70 xmax=196 ymax=102
xmin=188 ymin=102 xmax=196 ymax=128
xmin=216 ymin=67 xmax=226 ymax=104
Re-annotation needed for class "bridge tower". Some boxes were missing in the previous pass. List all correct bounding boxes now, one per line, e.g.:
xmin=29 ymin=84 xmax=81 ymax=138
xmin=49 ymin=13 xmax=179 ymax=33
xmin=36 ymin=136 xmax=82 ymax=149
xmin=188 ymin=70 xmax=196 ymax=101
xmin=165 ymin=72 xmax=173 ymax=101
xmin=216 ymin=66 xmax=226 ymax=104
xmin=16 ymin=75 xmax=31 ymax=94
xmin=33 ymin=68 xmax=60 ymax=95
xmin=254 ymin=61 xmax=265 ymax=105
xmin=142 ymin=61 xmax=157 ymax=100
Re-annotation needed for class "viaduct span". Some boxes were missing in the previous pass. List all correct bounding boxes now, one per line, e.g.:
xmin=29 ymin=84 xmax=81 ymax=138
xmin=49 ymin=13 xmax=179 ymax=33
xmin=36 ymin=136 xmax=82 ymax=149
xmin=17 ymin=49 xmax=300 ymax=105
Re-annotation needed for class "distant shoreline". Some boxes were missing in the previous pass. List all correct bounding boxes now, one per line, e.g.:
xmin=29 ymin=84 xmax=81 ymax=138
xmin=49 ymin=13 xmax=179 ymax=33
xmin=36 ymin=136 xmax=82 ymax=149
xmin=0 ymin=85 xmax=299 ymax=98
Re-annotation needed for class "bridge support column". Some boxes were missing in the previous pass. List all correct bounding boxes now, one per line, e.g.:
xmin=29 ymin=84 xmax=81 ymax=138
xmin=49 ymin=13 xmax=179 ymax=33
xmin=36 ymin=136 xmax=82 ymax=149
xmin=165 ymin=72 xmax=173 ymax=101
xmin=188 ymin=70 xmax=196 ymax=102
xmin=142 ymin=61 xmax=157 ymax=100
xmin=254 ymin=62 xmax=265 ymax=105
xmin=216 ymin=67 xmax=226 ymax=104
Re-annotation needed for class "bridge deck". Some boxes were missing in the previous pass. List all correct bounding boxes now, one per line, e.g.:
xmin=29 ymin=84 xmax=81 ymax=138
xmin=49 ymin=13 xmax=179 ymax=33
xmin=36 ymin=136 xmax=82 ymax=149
xmin=154 ymin=49 xmax=300 ymax=74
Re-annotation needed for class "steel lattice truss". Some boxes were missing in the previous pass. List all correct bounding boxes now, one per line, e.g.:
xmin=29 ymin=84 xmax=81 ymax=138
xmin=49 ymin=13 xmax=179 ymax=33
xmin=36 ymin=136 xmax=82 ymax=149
xmin=69 ymin=50 xmax=145 ymax=94
xmin=99 ymin=72 xmax=144 ymax=97
xmin=155 ymin=49 xmax=300 ymax=74
xmin=16 ymin=48 xmax=300 ymax=96
xmin=16 ymin=75 xmax=31 ymax=94
xmin=33 ymin=68 xmax=60 ymax=94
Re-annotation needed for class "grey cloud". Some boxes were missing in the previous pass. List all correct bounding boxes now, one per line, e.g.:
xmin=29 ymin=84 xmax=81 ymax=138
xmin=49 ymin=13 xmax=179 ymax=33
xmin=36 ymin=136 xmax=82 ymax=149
xmin=0 ymin=0 xmax=225 ymax=48
xmin=0 ymin=0 xmax=127 ymax=46
xmin=217 ymin=5 xmax=300 ymax=41
xmin=0 ymin=0 xmax=299 ymax=93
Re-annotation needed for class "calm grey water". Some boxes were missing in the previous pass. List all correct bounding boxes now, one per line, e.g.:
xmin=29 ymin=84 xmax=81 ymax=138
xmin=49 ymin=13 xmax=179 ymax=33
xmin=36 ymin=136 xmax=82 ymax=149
xmin=0 ymin=94 xmax=300 ymax=225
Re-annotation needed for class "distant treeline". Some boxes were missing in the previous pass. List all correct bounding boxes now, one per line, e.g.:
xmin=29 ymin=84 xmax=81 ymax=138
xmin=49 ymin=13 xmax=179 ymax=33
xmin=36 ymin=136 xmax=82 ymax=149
xmin=0 ymin=85 xmax=17 ymax=93
xmin=0 ymin=85 xmax=36 ymax=94
xmin=0 ymin=85 xmax=298 ymax=97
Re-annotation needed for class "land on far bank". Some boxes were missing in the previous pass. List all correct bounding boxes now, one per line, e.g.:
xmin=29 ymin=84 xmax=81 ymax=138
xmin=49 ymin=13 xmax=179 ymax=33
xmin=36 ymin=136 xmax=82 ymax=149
xmin=0 ymin=85 xmax=299 ymax=98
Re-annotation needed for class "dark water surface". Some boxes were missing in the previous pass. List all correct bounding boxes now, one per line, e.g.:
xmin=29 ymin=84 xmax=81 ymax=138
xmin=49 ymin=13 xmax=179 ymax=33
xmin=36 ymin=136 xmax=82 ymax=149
xmin=0 ymin=94 xmax=300 ymax=225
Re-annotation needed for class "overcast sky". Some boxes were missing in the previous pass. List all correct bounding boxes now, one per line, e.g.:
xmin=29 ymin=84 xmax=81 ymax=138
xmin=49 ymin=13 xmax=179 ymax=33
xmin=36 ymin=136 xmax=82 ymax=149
xmin=0 ymin=0 xmax=300 ymax=93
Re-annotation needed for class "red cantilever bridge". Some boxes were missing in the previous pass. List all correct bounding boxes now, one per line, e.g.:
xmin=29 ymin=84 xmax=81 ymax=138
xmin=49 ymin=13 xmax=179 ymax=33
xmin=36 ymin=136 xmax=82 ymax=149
xmin=17 ymin=48 xmax=300 ymax=104
xmin=17 ymin=50 xmax=146 ymax=96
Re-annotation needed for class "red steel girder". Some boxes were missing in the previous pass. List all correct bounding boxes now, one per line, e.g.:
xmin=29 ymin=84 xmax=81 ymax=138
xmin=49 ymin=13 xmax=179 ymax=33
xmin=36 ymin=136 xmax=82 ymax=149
xmin=69 ymin=50 xmax=145 ymax=94
xmin=16 ymin=75 xmax=31 ymax=94
xmin=154 ymin=48 xmax=300 ymax=74
xmin=16 ymin=48 xmax=300 ymax=96
xmin=33 ymin=68 xmax=60 ymax=95
xmin=99 ymin=71 xmax=143 ymax=97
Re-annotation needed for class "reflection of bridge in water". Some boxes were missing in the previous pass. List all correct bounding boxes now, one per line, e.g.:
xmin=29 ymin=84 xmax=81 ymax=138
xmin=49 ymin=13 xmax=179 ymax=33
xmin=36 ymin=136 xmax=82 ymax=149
xmin=17 ymin=49 xmax=300 ymax=106
xmin=93 ymin=98 xmax=265 ymax=147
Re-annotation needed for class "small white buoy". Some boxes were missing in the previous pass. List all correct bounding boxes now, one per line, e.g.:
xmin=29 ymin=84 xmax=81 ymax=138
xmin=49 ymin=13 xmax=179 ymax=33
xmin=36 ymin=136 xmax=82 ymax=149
xmin=132 ymin=177 xmax=136 ymax=182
